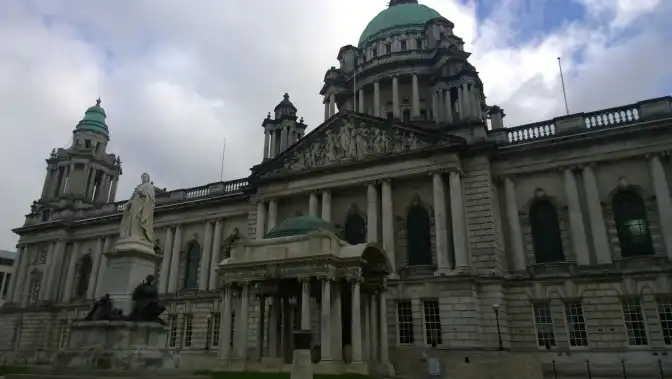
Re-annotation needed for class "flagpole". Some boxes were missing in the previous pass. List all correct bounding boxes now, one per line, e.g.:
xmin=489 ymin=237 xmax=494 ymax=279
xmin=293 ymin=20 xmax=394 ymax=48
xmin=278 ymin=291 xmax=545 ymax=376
xmin=557 ymin=57 xmax=570 ymax=115
xmin=219 ymin=138 xmax=226 ymax=181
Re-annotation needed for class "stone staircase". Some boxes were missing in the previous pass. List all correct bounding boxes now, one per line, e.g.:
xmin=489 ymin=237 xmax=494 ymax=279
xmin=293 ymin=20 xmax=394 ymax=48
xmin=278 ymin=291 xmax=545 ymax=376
xmin=1 ymin=367 xmax=208 ymax=379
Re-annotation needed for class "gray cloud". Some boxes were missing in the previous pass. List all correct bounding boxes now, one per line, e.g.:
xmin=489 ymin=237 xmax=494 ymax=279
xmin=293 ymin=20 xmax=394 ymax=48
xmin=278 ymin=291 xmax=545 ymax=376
xmin=0 ymin=0 xmax=670 ymax=249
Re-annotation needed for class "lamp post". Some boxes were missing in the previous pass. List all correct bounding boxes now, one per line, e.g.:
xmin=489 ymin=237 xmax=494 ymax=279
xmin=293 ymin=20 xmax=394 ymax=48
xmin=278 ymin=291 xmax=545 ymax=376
xmin=492 ymin=303 xmax=504 ymax=351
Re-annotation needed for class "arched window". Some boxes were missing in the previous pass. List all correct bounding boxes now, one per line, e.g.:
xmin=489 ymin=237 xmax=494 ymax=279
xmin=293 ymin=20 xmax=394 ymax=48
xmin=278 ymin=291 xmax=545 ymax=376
xmin=613 ymin=190 xmax=654 ymax=257
xmin=27 ymin=269 xmax=42 ymax=304
xmin=75 ymin=255 xmax=93 ymax=298
xmin=344 ymin=212 xmax=366 ymax=245
xmin=406 ymin=204 xmax=432 ymax=266
xmin=183 ymin=242 xmax=201 ymax=289
xmin=529 ymin=200 xmax=564 ymax=263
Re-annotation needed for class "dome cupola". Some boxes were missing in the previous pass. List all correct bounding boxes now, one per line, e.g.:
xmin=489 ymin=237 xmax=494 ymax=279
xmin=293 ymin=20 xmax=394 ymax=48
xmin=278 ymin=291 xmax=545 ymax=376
xmin=358 ymin=0 xmax=442 ymax=47
xmin=75 ymin=98 xmax=109 ymax=138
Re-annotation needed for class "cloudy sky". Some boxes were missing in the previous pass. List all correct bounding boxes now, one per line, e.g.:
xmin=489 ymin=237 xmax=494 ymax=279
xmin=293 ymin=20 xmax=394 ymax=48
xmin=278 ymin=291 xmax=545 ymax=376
xmin=0 ymin=0 xmax=670 ymax=250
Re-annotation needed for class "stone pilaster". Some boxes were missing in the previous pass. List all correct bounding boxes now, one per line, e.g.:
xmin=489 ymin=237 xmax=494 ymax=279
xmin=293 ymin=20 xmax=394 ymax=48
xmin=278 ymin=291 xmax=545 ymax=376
xmin=234 ymin=283 xmax=250 ymax=359
xmin=309 ymin=192 xmax=319 ymax=217
xmin=218 ymin=285 xmax=233 ymax=360
xmin=369 ymin=292 xmax=378 ymax=361
xmin=268 ymin=199 xmax=278 ymax=231
xmin=432 ymin=172 xmax=450 ymax=273
xmin=95 ymin=236 xmax=111 ymax=298
xmin=7 ymin=244 xmax=25 ymax=303
xmin=444 ymin=89 xmax=453 ymax=123
xmin=256 ymin=200 xmax=267 ymax=240
xmin=167 ymin=225 xmax=183 ymax=293
xmin=411 ymin=74 xmax=420 ymax=119
xmin=62 ymin=241 xmax=79 ymax=302
xmin=392 ymin=76 xmax=400 ymax=119
xmin=320 ymin=275 xmax=333 ymax=361
xmin=209 ymin=219 xmax=223 ymax=290
xmin=373 ymin=81 xmax=381 ymax=118
xmin=350 ymin=271 xmax=363 ymax=362
xmin=367 ymin=183 xmax=379 ymax=243
xmin=504 ymin=176 xmax=526 ymax=271
xmin=449 ymin=171 xmax=469 ymax=270
xmin=199 ymin=220 xmax=214 ymax=291
xmin=321 ymin=190 xmax=332 ymax=222
xmin=648 ymin=153 xmax=672 ymax=260
xmin=563 ymin=167 xmax=590 ymax=265
xmin=378 ymin=288 xmax=390 ymax=363
xmin=581 ymin=164 xmax=612 ymax=264
xmin=87 ymin=238 xmax=104 ymax=299
xmin=381 ymin=179 xmax=396 ymax=272
xmin=300 ymin=277 xmax=311 ymax=330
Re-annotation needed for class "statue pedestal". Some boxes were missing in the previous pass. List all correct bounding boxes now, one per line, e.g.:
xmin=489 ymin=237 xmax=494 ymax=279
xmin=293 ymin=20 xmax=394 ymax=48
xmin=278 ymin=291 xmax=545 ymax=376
xmin=53 ymin=320 xmax=175 ymax=370
xmin=102 ymin=238 xmax=160 ymax=315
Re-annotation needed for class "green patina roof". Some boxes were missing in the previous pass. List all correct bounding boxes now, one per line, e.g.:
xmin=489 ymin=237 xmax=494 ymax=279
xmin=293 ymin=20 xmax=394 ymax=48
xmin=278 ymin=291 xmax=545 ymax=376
xmin=358 ymin=2 xmax=442 ymax=47
xmin=75 ymin=99 xmax=109 ymax=137
xmin=265 ymin=216 xmax=338 ymax=239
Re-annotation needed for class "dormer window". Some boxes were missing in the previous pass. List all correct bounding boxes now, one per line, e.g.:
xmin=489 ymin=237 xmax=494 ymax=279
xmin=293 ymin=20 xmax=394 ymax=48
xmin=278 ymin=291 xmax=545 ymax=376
xmin=400 ymin=40 xmax=407 ymax=51
xmin=385 ymin=43 xmax=391 ymax=54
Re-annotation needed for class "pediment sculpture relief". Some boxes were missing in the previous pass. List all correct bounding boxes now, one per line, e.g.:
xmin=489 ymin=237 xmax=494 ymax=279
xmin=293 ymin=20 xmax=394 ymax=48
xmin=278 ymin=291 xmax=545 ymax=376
xmin=284 ymin=119 xmax=438 ymax=171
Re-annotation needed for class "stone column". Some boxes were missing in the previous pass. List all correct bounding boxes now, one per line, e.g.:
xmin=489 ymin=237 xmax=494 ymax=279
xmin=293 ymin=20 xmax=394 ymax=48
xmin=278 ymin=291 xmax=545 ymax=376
xmin=367 ymin=183 xmax=379 ymax=243
xmin=411 ymin=74 xmax=420 ymax=119
xmin=257 ymin=295 xmax=266 ymax=359
xmin=47 ymin=240 xmax=66 ymax=301
xmin=449 ymin=171 xmax=469 ymax=270
xmin=504 ymin=177 xmax=526 ymax=271
xmin=280 ymin=126 xmax=288 ymax=152
xmin=199 ymin=220 xmax=214 ymax=291
xmin=320 ymin=276 xmax=332 ymax=361
xmin=321 ymin=190 xmax=332 ymax=222
xmin=381 ymin=180 xmax=396 ymax=272
xmin=63 ymin=164 xmax=75 ymax=194
xmin=263 ymin=131 xmax=270 ymax=159
xmin=563 ymin=168 xmax=590 ymax=265
xmin=268 ymin=199 xmax=278 ymax=231
xmin=369 ymin=293 xmax=378 ymax=361
xmin=378 ymin=289 xmax=390 ymax=363
xmin=109 ymin=175 xmax=119 ymax=202
xmin=309 ymin=192 xmax=319 ymax=217
xmin=95 ymin=237 xmax=111 ymax=298
xmin=392 ymin=76 xmax=400 ymax=119
xmin=235 ymin=283 xmax=250 ymax=359
xmin=269 ymin=296 xmax=280 ymax=357
xmin=373 ymin=81 xmax=381 ymax=118
xmin=86 ymin=169 xmax=97 ymax=201
xmin=269 ymin=131 xmax=277 ymax=159
xmin=41 ymin=168 xmax=52 ymax=199
xmin=358 ymin=88 xmax=365 ymax=114
xmin=300 ymin=278 xmax=311 ymax=330
xmin=350 ymin=275 xmax=363 ymax=362
xmin=329 ymin=94 xmax=336 ymax=117
xmin=582 ymin=165 xmax=612 ymax=264
xmin=256 ymin=201 xmax=267 ymax=239
xmin=433 ymin=172 xmax=450 ymax=272
xmin=432 ymin=91 xmax=440 ymax=124
xmin=648 ymin=154 xmax=672 ymax=260
xmin=168 ymin=225 xmax=183 ymax=293
xmin=444 ymin=89 xmax=453 ymax=124
xmin=324 ymin=98 xmax=330 ymax=121
xmin=87 ymin=238 xmax=104 ymax=299
xmin=457 ymin=85 xmax=464 ymax=120
xmin=218 ymin=285 xmax=233 ymax=360
xmin=209 ymin=219 xmax=223 ymax=290
xmin=8 ymin=245 xmax=25 ymax=303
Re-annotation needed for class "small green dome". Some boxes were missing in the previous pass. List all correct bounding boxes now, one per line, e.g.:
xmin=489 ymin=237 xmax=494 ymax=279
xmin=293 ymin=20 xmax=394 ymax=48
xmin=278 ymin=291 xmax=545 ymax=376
xmin=265 ymin=216 xmax=338 ymax=239
xmin=359 ymin=2 xmax=442 ymax=47
xmin=75 ymin=99 xmax=109 ymax=137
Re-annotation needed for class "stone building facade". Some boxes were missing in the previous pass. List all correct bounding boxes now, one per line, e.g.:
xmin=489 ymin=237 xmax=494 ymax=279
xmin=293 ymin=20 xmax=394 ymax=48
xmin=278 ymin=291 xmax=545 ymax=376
xmin=1 ymin=0 xmax=672 ymax=377
xmin=0 ymin=250 xmax=16 ymax=308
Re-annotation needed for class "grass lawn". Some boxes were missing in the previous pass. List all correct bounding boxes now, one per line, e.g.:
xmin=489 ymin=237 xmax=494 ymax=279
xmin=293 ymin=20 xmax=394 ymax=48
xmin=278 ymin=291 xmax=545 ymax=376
xmin=195 ymin=372 xmax=374 ymax=379
xmin=0 ymin=366 xmax=29 ymax=375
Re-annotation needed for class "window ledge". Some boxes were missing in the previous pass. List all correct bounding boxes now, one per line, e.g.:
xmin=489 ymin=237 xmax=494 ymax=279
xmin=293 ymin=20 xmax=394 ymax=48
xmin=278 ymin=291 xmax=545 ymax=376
xmin=614 ymin=255 xmax=669 ymax=272
xmin=527 ymin=261 xmax=576 ymax=278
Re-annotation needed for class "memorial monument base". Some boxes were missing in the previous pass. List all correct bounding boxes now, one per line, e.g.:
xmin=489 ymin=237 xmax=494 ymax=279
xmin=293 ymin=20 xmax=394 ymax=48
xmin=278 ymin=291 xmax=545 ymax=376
xmin=52 ymin=320 xmax=175 ymax=370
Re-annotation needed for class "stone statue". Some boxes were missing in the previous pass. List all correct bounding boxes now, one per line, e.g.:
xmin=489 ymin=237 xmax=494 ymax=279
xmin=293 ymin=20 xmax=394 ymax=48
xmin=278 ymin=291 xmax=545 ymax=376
xmin=126 ymin=275 xmax=166 ymax=324
xmin=119 ymin=172 xmax=156 ymax=243
xmin=84 ymin=294 xmax=124 ymax=321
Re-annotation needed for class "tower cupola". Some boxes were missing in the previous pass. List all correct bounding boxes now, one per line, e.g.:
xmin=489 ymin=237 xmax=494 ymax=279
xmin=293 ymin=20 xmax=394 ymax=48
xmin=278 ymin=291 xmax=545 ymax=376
xmin=261 ymin=93 xmax=307 ymax=161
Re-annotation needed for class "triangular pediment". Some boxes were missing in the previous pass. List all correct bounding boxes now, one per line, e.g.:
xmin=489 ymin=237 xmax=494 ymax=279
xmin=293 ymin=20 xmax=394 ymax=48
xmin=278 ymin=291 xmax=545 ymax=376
xmin=259 ymin=112 xmax=465 ymax=176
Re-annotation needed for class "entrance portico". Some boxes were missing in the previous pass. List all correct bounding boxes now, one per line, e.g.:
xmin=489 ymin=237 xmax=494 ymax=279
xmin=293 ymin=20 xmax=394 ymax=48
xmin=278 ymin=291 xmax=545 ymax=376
xmin=216 ymin=216 xmax=395 ymax=376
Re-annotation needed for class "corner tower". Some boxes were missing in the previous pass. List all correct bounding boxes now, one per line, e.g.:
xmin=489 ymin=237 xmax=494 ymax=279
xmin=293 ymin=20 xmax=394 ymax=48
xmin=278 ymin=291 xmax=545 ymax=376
xmin=261 ymin=93 xmax=307 ymax=160
xmin=38 ymin=99 xmax=122 ymax=211
xmin=321 ymin=0 xmax=488 ymax=127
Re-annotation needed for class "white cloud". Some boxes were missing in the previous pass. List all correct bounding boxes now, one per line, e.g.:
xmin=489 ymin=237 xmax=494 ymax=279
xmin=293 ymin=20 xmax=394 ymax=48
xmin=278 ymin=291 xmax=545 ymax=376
xmin=0 ymin=0 xmax=669 ymax=249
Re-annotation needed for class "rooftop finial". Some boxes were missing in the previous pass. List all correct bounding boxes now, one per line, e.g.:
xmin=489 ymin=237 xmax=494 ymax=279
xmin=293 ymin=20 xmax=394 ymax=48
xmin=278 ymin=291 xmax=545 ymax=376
xmin=283 ymin=93 xmax=290 ymax=100
xmin=389 ymin=0 xmax=418 ymax=6
xmin=96 ymin=97 xmax=102 ymax=107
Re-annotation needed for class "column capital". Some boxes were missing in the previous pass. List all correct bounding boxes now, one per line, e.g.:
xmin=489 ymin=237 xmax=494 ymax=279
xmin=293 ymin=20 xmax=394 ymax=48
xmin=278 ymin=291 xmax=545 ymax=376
xmin=346 ymin=269 xmax=364 ymax=284
xmin=297 ymin=275 xmax=311 ymax=283
xmin=320 ymin=272 xmax=336 ymax=282
xmin=645 ymin=151 xmax=667 ymax=161
xmin=557 ymin=164 xmax=581 ymax=173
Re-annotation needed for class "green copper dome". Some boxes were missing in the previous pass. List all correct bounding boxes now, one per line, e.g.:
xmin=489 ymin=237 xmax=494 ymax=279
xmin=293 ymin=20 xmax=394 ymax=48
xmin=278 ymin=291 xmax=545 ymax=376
xmin=358 ymin=1 xmax=442 ymax=47
xmin=75 ymin=98 xmax=109 ymax=137
xmin=265 ymin=216 xmax=338 ymax=239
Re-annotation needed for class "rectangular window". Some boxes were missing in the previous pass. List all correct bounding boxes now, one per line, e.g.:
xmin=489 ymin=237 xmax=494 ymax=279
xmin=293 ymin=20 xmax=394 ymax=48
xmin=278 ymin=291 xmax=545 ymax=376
xmin=400 ymin=40 xmax=407 ymax=51
xmin=565 ymin=302 xmax=588 ymax=347
xmin=533 ymin=303 xmax=556 ymax=348
xmin=183 ymin=314 xmax=194 ymax=348
xmin=416 ymin=38 xmax=423 ymax=49
xmin=657 ymin=298 xmax=672 ymax=345
xmin=397 ymin=301 xmax=414 ymax=344
xmin=622 ymin=299 xmax=648 ymax=345
xmin=385 ymin=43 xmax=391 ymax=54
xmin=211 ymin=313 xmax=221 ymax=347
xmin=422 ymin=299 xmax=442 ymax=345
xmin=168 ymin=315 xmax=177 ymax=347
